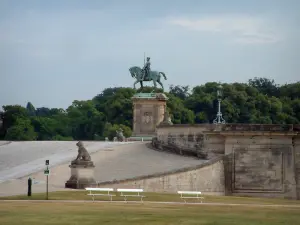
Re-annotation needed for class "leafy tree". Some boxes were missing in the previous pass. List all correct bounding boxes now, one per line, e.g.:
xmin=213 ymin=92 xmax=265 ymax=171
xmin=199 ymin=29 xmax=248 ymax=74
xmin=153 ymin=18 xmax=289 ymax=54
xmin=0 ymin=111 xmax=4 ymax=137
xmin=26 ymin=102 xmax=36 ymax=116
xmin=5 ymin=118 xmax=37 ymax=140
xmin=93 ymin=87 xmax=135 ymax=128
xmin=35 ymin=107 xmax=51 ymax=117
xmin=169 ymin=85 xmax=190 ymax=100
xmin=52 ymin=135 xmax=73 ymax=141
xmin=0 ymin=105 xmax=29 ymax=139
xmin=31 ymin=117 xmax=60 ymax=140
xmin=279 ymin=82 xmax=300 ymax=100
xmin=1 ymin=78 xmax=300 ymax=141
xmin=167 ymin=93 xmax=194 ymax=124
xmin=103 ymin=123 xmax=132 ymax=140
xmin=195 ymin=112 xmax=209 ymax=123
xmin=248 ymin=77 xmax=279 ymax=97
xmin=67 ymin=100 xmax=106 ymax=140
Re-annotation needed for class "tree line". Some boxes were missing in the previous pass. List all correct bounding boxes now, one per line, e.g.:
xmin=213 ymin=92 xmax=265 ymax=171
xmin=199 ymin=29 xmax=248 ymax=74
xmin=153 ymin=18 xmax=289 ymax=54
xmin=0 ymin=77 xmax=299 ymax=141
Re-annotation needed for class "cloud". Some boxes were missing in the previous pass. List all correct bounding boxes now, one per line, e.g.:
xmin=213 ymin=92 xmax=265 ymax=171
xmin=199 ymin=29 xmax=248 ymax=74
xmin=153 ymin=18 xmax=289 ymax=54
xmin=166 ymin=15 xmax=280 ymax=44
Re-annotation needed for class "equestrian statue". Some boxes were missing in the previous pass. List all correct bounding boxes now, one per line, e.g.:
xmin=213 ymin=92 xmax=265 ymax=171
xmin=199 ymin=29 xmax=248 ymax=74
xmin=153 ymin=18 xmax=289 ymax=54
xmin=129 ymin=56 xmax=167 ymax=91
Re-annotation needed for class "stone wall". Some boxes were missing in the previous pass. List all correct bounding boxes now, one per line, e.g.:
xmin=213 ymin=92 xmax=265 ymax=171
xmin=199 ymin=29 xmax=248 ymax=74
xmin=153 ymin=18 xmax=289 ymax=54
xmin=226 ymin=136 xmax=296 ymax=198
xmin=294 ymin=134 xmax=300 ymax=199
xmin=154 ymin=123 xmax=300 ymax=199
xmin=155 ymin=124 xmax=225 ymax=158
xmin=98 ymin=156 xmax=226 ymax=195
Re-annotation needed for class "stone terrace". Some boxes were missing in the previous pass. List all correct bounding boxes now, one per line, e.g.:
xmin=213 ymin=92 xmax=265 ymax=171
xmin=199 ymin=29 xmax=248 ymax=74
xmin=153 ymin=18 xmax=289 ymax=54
xmin=0 ymin=141 xmax=206 ymax=196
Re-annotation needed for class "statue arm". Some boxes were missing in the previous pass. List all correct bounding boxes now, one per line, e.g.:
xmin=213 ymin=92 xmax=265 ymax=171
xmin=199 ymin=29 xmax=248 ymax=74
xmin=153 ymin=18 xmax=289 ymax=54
xmin=75 ymin=151 xmax=81 ymax=160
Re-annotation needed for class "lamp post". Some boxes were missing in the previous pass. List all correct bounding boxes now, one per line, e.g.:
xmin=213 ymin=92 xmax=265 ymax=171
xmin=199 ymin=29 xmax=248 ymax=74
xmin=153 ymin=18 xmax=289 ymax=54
xmin=213 ymin=84 xmax=226 ymax=124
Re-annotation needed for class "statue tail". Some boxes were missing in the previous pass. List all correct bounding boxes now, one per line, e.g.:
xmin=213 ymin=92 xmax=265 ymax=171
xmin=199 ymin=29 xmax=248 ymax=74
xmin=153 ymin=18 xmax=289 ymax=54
xmin=160 ymin=72 xmax=167 ymax=80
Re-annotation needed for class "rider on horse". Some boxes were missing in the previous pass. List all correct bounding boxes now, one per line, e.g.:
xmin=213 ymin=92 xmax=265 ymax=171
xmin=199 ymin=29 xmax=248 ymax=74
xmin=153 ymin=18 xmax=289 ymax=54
xmin=141 ymin=57 xmax=151 ymax=80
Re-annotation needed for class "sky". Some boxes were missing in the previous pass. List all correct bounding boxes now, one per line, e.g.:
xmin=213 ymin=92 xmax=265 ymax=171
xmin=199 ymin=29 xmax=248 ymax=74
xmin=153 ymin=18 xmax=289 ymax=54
xmin=0 ymin=0 xmax=299 ymax=109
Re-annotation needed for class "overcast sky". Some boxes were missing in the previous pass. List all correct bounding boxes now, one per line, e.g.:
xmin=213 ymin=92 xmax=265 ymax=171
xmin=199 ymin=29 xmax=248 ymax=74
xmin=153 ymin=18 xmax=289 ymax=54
xmin=1 ymin=0 xmax=299 ymax=109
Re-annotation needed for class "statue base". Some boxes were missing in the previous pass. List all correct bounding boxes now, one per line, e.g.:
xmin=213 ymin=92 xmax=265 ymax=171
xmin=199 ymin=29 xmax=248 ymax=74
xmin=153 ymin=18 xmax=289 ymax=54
xmin=70 ymin=160 xmax=95 ymax=167
xmin=131 ymin=93 xmax=168 ymax=137
xmin=65 ymin=161 xmax=96 ymax=189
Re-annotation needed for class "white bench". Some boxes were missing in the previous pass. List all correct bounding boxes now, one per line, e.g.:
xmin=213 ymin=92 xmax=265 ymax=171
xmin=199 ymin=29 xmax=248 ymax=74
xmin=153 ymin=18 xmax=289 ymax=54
xmin=117 ymin=188 xmax=145 ymax=202
xmin=177 ymin=191 xmax=204 ymax=203
xmin=85 ymin=188 xmax=115 ymax=201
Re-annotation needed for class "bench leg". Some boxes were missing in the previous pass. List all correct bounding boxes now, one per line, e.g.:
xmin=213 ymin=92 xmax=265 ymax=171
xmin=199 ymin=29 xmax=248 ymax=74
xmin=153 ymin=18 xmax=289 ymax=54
xmin=110 ymin=195 xmax=112 ymax=202
xmin=92 ymin=195 xmax=95 ymax=202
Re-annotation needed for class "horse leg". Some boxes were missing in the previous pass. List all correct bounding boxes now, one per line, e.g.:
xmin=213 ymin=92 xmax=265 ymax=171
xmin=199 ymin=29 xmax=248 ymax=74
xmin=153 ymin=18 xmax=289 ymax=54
xmin=133 ymin=80 xmax=139 ymax=89
xmin=158 ymin=80 xmax=164 ymax=90
xmin=140 ymin=81 xmax=143 ymax=89
xmin=153 ymin=79 xmax=157 ymax=91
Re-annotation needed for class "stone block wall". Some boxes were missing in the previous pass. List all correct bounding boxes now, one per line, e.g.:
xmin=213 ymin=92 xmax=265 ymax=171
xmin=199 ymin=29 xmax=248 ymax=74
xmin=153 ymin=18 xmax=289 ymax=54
xmin=99 ymin=157 xmax=226 ymax=195
xmin=156 ymin=124 xmax=225 ymax=158
xmin=154 ymin=123 xmax=300 ymax=199
xmin=294 ymin=134 xmax=300 ymax=199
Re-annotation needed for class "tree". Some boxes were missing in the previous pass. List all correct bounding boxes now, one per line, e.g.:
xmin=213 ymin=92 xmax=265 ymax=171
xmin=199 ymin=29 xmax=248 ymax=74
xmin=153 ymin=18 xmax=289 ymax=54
xmin=167 ymin=93 xmax=195 ymax=124
xmin=31 ymin=117 xmax=61 ymax=140
xmin=94 ymin=87 xmax=136 ymax=128
xmin=0 ymin=111 xmax=4 ymax=138
xmin=5 ymin=118 xmax=37 ymax=140
xmin=0 ymin=105 xmax=29 ymax=139
xmin=67 ymin=100 xmax=106 ymax=140
xmin=279 ymin=82 xmax=300 ymax=100
xmin=169 ymin=85 xmax=190 ymax=100
xmin=103 ymin=123 xmax=132 ymax=140
xmin=248 ymin=77 xmax=279 ymax=97
xmin=36 ymin=107 xmax=51 ymax=117
xmin=1 ymin=78 xmax=300 ymax=141
xmin=26 ymin=102 xmax=36 ymax=116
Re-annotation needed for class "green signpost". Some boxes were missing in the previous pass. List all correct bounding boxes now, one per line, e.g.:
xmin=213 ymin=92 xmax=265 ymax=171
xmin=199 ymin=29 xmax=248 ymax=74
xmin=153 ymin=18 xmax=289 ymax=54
xmin=44 ymin=168 xmax=50 ymax=175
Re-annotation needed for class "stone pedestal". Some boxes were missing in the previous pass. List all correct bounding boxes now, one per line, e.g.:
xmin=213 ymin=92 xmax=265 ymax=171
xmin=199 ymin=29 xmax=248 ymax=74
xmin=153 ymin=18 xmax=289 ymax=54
xmin=132 ymin=93 xmax=168 ymax=137
xmin=65 ymin=161 xmax=96 ymax=189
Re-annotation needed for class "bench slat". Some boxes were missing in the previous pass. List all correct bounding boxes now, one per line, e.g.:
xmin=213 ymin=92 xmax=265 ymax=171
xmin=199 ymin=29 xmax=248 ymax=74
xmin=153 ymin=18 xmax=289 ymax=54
xmin=87 ymin=194 xmax=116 ymax=196
xmin=120 ymin=195 xmax=146 ymax=197
xmin=85 ymin=188 xmax=114 ymax=191
xmin=177 ymin=191 xmax=202 ymax=194
xmin=180 ymin=196 xmax=204 ymax=199
xmin=86 ymin=187 xmax=115 ymax=202
xmin=177 ymin=190 xmax=204 ymax=203
xmin=117 ymin=189 xmax=144 ymax=192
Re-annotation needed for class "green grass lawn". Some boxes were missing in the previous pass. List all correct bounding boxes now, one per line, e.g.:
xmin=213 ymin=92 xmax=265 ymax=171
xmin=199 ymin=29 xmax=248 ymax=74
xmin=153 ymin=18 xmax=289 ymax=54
xmin=0 ymin=201 xmax=299 ymax=225
xmin=1 ymin=190 xmax=300 ymax=205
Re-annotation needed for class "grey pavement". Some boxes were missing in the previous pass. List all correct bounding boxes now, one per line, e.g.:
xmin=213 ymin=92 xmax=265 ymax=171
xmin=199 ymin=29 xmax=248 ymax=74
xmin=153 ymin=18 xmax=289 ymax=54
xmin=0 ymin=141 xmax=206 ymax=197
xmin=0 ymin=141 xmax=132 ymax=183
xmin=93 ymin=142 xmax=206 ymax=183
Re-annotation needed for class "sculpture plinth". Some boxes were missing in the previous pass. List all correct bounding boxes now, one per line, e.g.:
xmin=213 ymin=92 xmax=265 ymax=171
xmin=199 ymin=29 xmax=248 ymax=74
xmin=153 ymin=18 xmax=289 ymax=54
xmin=132 ymin=93 xmax=168 ymax=137
xmin=65 ymin=163 xmax=96 ymax=189
xmin=65 ymin=141 xmax=96 ymax=189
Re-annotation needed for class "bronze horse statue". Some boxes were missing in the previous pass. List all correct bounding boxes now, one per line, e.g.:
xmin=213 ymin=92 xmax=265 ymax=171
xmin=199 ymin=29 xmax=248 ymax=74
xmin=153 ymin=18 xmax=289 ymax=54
xmin=129 ymin=66 xmax=167 ymax=91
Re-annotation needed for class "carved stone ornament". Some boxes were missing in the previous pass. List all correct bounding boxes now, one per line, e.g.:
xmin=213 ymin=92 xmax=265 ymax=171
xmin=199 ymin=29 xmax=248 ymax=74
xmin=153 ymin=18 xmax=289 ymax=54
xmin=143 ymin=112 xmax=153 ymax=124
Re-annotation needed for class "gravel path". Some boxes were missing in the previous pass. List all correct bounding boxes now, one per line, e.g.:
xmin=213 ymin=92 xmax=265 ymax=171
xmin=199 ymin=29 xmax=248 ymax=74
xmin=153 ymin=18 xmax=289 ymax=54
xmin=93 ymin=142 xmax=206 ymax=183
xmin=0 ymin=141 xmax=132 ymax=183
xmin=0 ymin=141 xmax=11 ymax=147
xmin=0 ymin=141 xmax=206 ymax=197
